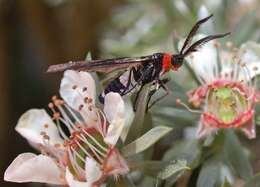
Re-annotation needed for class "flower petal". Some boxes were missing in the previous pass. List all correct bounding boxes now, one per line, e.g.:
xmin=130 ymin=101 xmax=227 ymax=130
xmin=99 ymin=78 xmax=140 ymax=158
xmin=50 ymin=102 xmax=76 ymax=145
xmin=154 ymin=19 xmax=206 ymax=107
xmin=240 ymin=118 xmax=256 ymax=139
xmin=104 ymin=93 xmax=125 ymax=145
xmin=187 ymin=86 xmax=208 ymax=107
xmin=65 ymin=157 xmax=102 ymax=187
xmin=60 ymin=70 xmax=97 ymax=121
xmin=104 ymin=118 xmax=125 ymax=145
xmin=103 ymin=149 xmax=129 ymax=177
xmin=4 ymin=153 xmax=63 ymax=185
xmin=104 ymin=92 xmax=124 ymax=123
xmin=181 ymin=34 xmax=218 ymax=83
xmin=239 ymin=42 xmax=260 ymax=79
xmin=198 ymin=6 xmax=214 ymax=34
xmin=85 ymin=157 xmax=102 ymax=184
xmin=196 ymin=119 xmax=217 ymax=138
xmin=240 ymin=41 xmax=260 ymax=63
xmin=15 ymin=109 xmax=63 ymax=146
xmin=120 ymin=98 xmax=134 ymax=142
xmin=65 ymin=168 xmax=90 ymax=187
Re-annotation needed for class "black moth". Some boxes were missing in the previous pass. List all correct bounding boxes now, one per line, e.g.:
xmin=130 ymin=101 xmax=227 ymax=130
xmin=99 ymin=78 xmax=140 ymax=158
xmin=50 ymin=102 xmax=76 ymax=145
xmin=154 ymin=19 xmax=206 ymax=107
xmin=47 ymin=15 xmax=230 ymax=110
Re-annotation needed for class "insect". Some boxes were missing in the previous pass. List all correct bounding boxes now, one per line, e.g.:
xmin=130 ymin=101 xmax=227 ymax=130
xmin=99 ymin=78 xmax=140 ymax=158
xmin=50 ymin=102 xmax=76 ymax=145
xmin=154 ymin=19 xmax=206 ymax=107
xmin=47 ymin=15 xmax=230 ymax=110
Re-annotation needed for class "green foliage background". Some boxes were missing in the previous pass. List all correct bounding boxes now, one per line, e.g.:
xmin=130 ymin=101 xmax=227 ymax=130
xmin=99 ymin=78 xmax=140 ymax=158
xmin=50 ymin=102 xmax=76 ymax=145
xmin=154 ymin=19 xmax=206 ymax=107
xmin=2 ymin=0 xmax=260 ymax=187
xmin=98 ymin=0 xmax=260 ymax=186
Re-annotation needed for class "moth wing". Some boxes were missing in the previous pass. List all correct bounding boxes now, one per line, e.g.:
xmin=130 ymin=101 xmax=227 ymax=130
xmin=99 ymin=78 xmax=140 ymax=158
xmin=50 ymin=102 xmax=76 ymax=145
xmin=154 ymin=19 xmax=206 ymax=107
xmin=47 ymin=56 xmax=153 ymax=73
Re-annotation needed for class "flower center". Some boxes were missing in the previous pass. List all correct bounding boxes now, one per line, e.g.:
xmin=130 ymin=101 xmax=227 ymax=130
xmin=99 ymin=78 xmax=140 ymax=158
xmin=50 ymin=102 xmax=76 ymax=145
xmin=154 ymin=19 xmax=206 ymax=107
xmin=64 ymin=126 xmax=110 ymax=180
xmin=207 ymin=86 xmax=248 ymax=123
xmin=48 ymin=96 xmax=110 ymax=180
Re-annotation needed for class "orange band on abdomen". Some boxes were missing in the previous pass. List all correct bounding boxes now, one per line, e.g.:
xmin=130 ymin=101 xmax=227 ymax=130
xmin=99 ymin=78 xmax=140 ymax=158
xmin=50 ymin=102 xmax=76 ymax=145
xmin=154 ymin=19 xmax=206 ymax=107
xmin=162 ymin=53 xmax=172 ymax=71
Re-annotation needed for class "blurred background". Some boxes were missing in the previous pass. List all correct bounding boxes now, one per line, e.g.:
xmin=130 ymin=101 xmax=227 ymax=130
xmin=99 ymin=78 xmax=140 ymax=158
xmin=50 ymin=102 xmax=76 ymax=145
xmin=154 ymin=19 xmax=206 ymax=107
xmin=1 ymin=0 xmax=260 ymax=187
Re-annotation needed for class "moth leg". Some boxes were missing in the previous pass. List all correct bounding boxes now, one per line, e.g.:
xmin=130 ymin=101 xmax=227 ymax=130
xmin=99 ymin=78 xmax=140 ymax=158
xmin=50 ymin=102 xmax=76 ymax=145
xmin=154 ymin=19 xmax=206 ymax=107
xmin=121 ymin=68 xmax=133 ymax=95
xmin=147 ymin=78 xmax=171 ymax=110
xmin=133 ymin=84 xmax=145 ymax=112
xmin=122 ymin=67 xmax=144 ymax=96
xmin=146 ymin=89 xmax=157 ymax=112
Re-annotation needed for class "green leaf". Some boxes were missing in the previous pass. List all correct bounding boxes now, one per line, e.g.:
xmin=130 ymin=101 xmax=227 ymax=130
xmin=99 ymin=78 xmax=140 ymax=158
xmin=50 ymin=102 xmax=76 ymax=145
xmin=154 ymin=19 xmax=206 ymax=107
xmin=221 ymin=178 xmax=233 ymax=187
xmin=114 ymin=176 xmax=137 ymax=187
xmin=141 ymin=112 xmax=154 ymax=159
xmin=120 ymin=98 xmax=135 ymax=142
xmin=132 ymin=159 xmax=189 ymax=185
xmin=154 ymin=79 xmax=187 ymax=106
xmin=244 ymin=173 xmax=260 ymax=187
xmin=163 ymin=139 xmax=201 ymax=169
xmin=125 ymin=84 xmax=150 ymax=144
xmin=224 ymin=130 xmax=253 ymax=180
xmin=122 ymin=126 xmax=172 ymax=157
xmin=139 ymin=176 xmax=158 ymax=187
xmin=232 ymin=11 xmax=257 ymax=45
xmin=132 ymin=160 xmax=167 ymax=177
xmin=197 ymin=157 xmax=233 ymax=187
xmin=157 ymin=160 xmax=189 ymax=180
xmin=152 ymin=106 xmax=199 ymax=127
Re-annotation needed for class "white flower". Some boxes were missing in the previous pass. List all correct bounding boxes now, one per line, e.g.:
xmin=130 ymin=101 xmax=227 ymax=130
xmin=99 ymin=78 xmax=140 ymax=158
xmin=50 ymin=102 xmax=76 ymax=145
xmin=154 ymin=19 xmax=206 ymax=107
xmin=4 ymin=70 xmax=129 ymax=187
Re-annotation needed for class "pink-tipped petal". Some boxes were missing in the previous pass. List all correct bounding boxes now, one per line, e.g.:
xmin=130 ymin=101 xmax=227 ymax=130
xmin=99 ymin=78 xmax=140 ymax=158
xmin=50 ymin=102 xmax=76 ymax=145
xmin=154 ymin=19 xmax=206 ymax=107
xmin=240 ymin=119 xmax=256 ymax=139
xmin=4 ymin=153 xmax=63 ymax=185
xmin=196 ymin=118 xmax=217 ymax=138
xmin=103 ymin=149 xmax=129 ymax=177
xmin=187 ymin=86 xmax=208 ymax=107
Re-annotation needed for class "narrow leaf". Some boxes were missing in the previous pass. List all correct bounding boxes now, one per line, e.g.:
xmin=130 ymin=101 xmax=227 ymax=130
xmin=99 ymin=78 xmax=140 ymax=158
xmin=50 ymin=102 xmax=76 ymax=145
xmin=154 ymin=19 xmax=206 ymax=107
xmin=163 ymin=139 xmax=201 ymax=169
xmin=131 ymin=160 xmax=166 ymax=177
xmin=221 ymin=178 xmax=233 ymax=187
xmin=120 ymin=98 xmax=134 ymax=142
xmin=122 ymin=126 xmax=172 ymax=157
xmin=125 ymin=84 xmax=150 ymax=144
xmin=152 ymin=106 xmax=199 ymax=127
xmin=197 ymin=157 xmax=233 ymax=187
xmin=157 ymin=160 xmax=189 ymax=180
xmin=244 ymin=173 xmax=260 ymax=187
xmin=114 ymin=176 xmax=137 ymax=187
xmin=224 ymin=130 xmax=253 ymax=180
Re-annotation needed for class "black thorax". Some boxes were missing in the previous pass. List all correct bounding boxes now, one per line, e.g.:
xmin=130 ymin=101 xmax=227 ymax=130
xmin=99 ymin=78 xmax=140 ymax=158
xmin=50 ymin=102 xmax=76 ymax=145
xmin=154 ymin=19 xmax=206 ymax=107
xmin=98 ymin=53 xmax=164 ymax=103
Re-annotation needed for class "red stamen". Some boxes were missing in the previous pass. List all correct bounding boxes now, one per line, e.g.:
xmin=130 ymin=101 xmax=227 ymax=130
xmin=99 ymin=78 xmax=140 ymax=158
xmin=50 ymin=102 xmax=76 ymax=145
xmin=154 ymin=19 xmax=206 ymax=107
xmin=202 ymin=109 xmax=254 ymax=128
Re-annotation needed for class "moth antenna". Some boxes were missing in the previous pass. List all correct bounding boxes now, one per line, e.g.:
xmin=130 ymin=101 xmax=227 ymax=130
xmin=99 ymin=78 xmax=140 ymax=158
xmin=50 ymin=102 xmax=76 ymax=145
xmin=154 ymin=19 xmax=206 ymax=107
xmin=183 ymin=32 xmax=230 ymax=57
xmin=180 ymin=14 xmax=213 ymax=55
